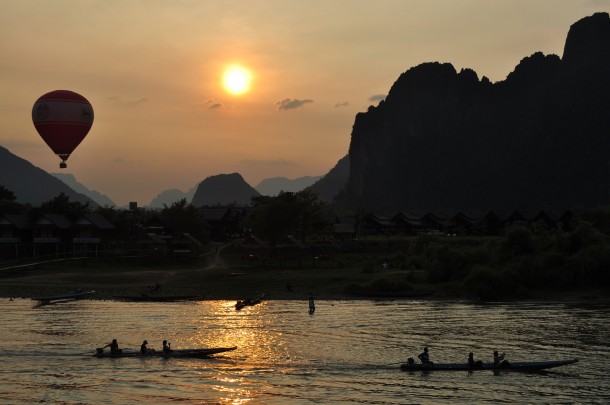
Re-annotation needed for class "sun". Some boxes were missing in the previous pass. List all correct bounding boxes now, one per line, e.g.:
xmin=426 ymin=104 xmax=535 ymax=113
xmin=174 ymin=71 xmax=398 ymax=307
xmin=222 ymin=65 xmax=252 ymax=95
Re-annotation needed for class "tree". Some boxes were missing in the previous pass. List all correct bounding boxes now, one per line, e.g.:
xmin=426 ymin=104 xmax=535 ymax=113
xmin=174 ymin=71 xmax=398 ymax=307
xmin=161 ymin=198 xmax=207 ymax=240
xmin=0 ymin=185 xmax=25 ymax=215
xmin=0 ymin=185 xmax=16 ymax=202
xmin=245 ymin=190 xmax=329 ymax=245
xmin=33 ymin=192 xmax=90 ymax=221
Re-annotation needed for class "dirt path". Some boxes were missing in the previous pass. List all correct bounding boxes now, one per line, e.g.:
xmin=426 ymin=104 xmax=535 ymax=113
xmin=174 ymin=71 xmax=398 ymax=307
xmin=201 ymin=242 xmax=231 ymax=271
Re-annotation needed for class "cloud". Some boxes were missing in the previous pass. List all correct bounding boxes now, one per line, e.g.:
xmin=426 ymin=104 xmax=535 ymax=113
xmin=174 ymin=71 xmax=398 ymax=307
xmin=201 ymin=99 xmax=223 ymax=110
xmin=334 ymin=101 xmax=349 ymax=108
xmin=108 ymin=96 xmax=147 ymax=105
xmin=276 ymin=98 xmax=313 ymax=110
xmin=368 ymin=94 xmax=386 ymax=102
xmin=240 ymin=158 xmax=298 ymax=168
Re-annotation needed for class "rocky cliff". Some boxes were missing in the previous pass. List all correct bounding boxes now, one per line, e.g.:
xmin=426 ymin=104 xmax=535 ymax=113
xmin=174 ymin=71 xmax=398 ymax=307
xmin=190 ymin=173 xmax=260 ymax=207
xmin=337 ymin=13 xmax=610 ymax=214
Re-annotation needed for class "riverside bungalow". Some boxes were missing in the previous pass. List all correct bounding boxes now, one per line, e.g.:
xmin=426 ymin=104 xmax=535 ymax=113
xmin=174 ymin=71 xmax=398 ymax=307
xmin=32 ymin=214 xmax=72 ymax=257
xmin=392 ymin=212 xmax=423 ymax=235
xmin=0 ymin=214 xmax=31 ymax=260
xmin=200 ymin=206 xmax=250 ymax=241
xmin=171 ymin=232 xmax=204 ymax=258
xmin=362 ymin=213 xmax=395 ymax=234
xmin=332 ymin=216 xmax=358 ymax=240
xmin=450 ymin=212 xmax=482 ymax=235
xmin=421 ymin=212 xmax=450 ymax=234
xmin=71 ymin=213 xmax=116 ymax=257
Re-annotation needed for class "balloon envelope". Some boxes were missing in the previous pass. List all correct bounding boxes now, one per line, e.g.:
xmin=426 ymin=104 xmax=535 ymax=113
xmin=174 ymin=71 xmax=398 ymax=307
xmin=32 ymin=90 xmax=94 ymax=166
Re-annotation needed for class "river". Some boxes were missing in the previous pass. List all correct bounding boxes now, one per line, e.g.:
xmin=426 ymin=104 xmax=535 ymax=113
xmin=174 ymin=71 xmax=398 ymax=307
xmin=0 ymin=298 xmax=608 ymax=404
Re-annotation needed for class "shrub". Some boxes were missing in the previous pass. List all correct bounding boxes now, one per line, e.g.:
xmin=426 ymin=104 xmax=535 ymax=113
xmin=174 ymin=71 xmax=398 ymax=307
xmin=503 ymin=226 xmax=535 ymax=257
xmin=464 ymin=265 xmax=520 ymax=300
xmin=567 ymin=222 xmax=606 ymax=254
xmin=343 ymin=277 xmax=412 ymax=296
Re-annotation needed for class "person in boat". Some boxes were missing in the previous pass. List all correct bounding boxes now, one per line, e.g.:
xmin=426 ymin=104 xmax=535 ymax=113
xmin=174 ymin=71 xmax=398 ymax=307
xmin=493 ymin=350 xmax=510 ymax=368
xmin=418 ymin=347 xmax=433 ymax=366
xmin=141 ymin=340 xmax=151 ymax=354
xmin=468 ymin=352 xmax=483 ymax=368
xmin=163 ymin=340 xmax=173 ymax=354
xmin=308 ymin=293 xmax=315 ymax=314
xmin=103 ymin=339 xmax=122 ymax=354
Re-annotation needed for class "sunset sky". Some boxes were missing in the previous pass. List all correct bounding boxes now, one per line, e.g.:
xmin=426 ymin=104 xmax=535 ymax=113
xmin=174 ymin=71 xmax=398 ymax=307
xmin=1 ymin=1 xmax=607 ymax=206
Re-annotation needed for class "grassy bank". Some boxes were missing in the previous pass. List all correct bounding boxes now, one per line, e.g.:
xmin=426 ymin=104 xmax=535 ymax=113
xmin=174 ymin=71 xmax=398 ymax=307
xmin=0 ymin=238 xmax=608 ymax=302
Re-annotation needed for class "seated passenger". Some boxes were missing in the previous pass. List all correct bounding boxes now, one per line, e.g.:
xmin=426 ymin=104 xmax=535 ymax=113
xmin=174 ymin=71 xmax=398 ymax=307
xmin=493 ymin=350 xmax=510 ymax=367
xmin=162 ymin=340 xmax=173 ymax=353
xmin=468 ymin=352 xmax=483 ymax=368
xmin=141 ymin=340 xmax=151 ymax=354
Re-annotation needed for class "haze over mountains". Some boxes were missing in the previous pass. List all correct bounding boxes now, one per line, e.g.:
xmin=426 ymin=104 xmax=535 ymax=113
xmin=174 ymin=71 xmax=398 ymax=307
xmin=50 ymin=172 xmax=115 ymax=207
xmin=2 ymin=13 xmax=608 ymax=214
xmin=0 ymin=144 xmax=337 ymax=208
xmin=0 ymin=146 xmax=97 ymax=206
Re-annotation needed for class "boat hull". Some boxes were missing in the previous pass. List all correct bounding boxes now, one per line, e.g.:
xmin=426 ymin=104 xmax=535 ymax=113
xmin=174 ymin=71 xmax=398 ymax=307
xmin=113 ymin=295 xmax=198 ymax=302
xmin=32 ymin=290 xmax=95 ymax=303
xmin=93 ymin=346 xmax=237 ymax=358
xmin=400 ymin=358 xmax=578 ymax=372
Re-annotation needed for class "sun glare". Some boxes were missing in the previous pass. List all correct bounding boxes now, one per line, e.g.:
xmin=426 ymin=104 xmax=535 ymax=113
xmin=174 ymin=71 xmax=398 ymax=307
xmin=222 ymin=65 xmax=252 ymax=95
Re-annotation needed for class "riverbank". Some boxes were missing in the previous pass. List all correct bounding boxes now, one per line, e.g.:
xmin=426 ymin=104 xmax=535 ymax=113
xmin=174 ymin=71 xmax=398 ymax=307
xmin=0 ymin=257 xmax=606 ymax=302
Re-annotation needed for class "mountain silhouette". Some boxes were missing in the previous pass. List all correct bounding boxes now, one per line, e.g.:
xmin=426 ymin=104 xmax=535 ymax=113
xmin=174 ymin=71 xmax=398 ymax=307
xmin=148 ymin=187 xmax=197 ymax=208
xmin=51 ymin=172 xmax=115 ymax=207
xmin=0 ymin=146 xmax=98 ymax=206
xmin=307 ymin=154 xmax=349 ymax=203
xmin=336 ymin=12 xmax=610 ymax=214
xmin=255 ymin=176 xmax=322 ymax=196
xmin=191 ymin=173 xmax=260 ymax=207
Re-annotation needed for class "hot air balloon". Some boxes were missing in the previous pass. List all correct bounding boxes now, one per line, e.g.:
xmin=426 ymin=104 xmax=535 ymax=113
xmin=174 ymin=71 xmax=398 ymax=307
xmin=32 ymin=90 xmax=94 ymax=168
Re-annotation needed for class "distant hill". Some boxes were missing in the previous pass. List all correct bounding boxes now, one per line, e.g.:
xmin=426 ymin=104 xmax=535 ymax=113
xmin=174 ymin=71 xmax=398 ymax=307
xmin=337 ymin=12 xmax=610 ymax=214
xmin=307 ymin=155 xmax=349 ymax=203
xmin=148 ymin=186 xmax=197 ymax=208
xmin=255 ymin=175 xmax=322 ymax=196
xmin=51 ymin=172 xmax=115 ymax=207
xmin=0 ymin=146 xmax=98 ymax=206
xmin=191 ymin=173 xmax=260 ymax=207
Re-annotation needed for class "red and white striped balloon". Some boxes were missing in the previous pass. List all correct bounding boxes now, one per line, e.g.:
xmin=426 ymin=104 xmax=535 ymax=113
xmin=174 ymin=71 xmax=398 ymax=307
xmin=32 ymin=90 xmax=94 ymax=168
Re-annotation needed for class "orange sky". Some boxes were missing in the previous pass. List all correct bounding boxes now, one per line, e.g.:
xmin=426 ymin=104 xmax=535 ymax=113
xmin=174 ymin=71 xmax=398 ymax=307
xmin=1 ymin=1 xmax=607 ymax=206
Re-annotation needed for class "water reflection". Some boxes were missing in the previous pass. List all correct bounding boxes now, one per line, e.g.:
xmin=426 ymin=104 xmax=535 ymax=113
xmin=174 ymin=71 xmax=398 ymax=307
xmin=1 ymin=298 xmax=609 ymax=404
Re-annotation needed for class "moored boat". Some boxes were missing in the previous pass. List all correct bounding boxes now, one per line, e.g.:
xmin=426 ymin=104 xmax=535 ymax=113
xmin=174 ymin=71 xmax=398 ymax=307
xmin=93 ymin=346 xmax=237 ymax=358
xmin=400 ymin=358 xmax=578 ymax=372
xmin=32 ymin=290 xmax=95 ymax=303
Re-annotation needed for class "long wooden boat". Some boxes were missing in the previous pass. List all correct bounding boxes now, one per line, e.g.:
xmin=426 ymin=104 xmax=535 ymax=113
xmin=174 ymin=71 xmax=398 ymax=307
xmin=400 ymin=358 xmax=578 ymax=372
xmin=32 ymin=290 xmax=95 ymax=303
xmin=113 ymin=294 xmax=198 ymax=302
xmin=93 ymin=346 xmax=237 ymax=358
xmin=235 ymin=293 xmax=265 ymax=310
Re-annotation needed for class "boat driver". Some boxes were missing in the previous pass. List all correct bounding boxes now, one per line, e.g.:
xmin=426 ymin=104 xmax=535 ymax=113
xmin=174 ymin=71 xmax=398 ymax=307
xmin=103 ymin=339 xmax=121 ymax=354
